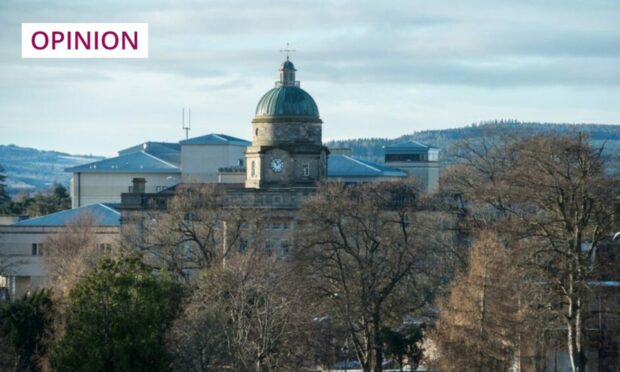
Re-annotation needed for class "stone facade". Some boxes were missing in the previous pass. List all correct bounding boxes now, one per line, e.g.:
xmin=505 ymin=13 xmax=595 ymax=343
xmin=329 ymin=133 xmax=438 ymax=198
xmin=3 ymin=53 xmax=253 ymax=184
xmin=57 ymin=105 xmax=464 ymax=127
xmin=245 ymin=59 xmax=328 ymax=189
xmin=0 ymin=223 xmax=119 ymax=298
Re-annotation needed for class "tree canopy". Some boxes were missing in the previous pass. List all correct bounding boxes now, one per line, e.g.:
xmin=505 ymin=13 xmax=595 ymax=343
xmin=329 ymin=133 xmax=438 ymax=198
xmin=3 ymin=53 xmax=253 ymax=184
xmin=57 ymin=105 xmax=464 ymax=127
xmin=441 ymin=133 xmax=620 ymax=371
xmin=49 ymin=256 xmax=182 ymax=372
xmin=0 ymin=289 xmax=54 ymax=372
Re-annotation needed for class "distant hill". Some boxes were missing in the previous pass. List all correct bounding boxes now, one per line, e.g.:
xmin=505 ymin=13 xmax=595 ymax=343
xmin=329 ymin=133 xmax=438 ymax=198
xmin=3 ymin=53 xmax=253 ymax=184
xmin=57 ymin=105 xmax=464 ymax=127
xmin=0 ymin=145 xmax=104 ymax=196
xmin=326 ymin=120 xmax=620 ymax=167
xmin=3 ymin=121 xmax=620 ymax=196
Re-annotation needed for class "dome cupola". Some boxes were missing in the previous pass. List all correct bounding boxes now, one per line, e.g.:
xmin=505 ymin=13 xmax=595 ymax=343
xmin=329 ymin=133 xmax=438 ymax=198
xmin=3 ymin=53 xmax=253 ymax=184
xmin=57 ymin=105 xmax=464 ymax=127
xmin=279 ymin=57 xmax=297 ymax=86
xmin=254 ymin=58 xmax=320 ymax=119
xmin=245 ymin=56 xmax=328 ymax=189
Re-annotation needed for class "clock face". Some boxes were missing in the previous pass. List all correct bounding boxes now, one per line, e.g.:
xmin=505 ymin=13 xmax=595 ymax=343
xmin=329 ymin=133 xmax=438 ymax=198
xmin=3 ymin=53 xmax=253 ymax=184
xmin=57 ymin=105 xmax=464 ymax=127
xmin=271 ymin=158 xmax=284 ymax=173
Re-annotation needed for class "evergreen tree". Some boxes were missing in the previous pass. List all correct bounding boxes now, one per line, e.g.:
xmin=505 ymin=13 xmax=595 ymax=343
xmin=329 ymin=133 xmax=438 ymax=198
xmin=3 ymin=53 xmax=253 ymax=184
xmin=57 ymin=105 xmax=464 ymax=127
xmin=49 ymin=256 xmax=182 ymax=372
xmin=0 ymin=289 xmax=55 ymax=372
xmin=26 ymin=184 xmax=71 ymax=217
xmin=381 ymin=324 xmax=424 ymax=372
xmin=0 ymin=164 xmax=10 ymax=212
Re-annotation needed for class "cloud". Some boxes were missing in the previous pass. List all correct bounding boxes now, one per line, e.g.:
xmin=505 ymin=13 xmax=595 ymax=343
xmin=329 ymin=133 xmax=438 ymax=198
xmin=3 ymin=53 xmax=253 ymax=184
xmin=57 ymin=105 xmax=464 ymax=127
xmin=2 ymin=0 xmax=619 ymax=87
xmin=1 ymin=0 xmax=620 ymax=154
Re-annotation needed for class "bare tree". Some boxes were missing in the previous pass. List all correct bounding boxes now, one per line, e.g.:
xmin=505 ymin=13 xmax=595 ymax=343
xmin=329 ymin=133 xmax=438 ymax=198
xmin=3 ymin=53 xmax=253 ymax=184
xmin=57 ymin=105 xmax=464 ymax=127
xmin=168 ymin=252 xmax=314 ymax=372
xmin=442 ymin=133 xmax=620 ymax=372
xmin=43 ymin=213 xmax=118 ymax=296
xmin=124 ymin=184 xmax=250 ymax=282
xmin=296 ymin=181 xmax=446 ymax=372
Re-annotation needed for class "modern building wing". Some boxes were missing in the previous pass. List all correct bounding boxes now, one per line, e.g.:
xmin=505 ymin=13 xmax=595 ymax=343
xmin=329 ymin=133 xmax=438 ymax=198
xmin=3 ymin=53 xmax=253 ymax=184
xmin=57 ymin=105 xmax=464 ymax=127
xmin=384 ymin=141 xmax=440 ymax=192
xmin=64 ymin=134 xmax=253 ymax=207
xmin=180 ymin=134 xmax=250 ymax=183
xmin=65 ymin=151 xmax=182 ymax=207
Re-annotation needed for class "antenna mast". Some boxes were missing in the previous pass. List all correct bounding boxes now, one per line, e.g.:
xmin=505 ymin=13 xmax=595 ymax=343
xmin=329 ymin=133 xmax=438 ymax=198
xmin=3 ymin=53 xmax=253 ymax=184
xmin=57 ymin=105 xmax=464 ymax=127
xmin=182 ymin=107 xmax=191 ymax=140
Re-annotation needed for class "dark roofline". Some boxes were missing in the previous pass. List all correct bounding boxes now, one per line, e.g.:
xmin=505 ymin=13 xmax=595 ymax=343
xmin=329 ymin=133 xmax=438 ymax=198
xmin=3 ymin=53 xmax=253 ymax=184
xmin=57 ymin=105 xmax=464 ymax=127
xmin=64 ymin=151 xmax=181 ymax=173
xmin=118 ymin=141 xmax=181 ymax=156
xmin=385 ymin=140 xmax=438 ymax=150
xmin=13 ymin=203 xmax=121 ymax=227
xmin=328 ymin=155 xmax=408 ymax=177
xmin=180 ymin=133 xmax=251 ymax=146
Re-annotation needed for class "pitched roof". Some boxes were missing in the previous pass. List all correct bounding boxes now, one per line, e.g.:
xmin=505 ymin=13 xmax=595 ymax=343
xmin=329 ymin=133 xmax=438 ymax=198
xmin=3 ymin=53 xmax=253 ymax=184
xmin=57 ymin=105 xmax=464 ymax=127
xmin=328 ymin=155 xmax=407 ymax=177
xmin=65 ymin=151 xmax=180 ymax=174
xmin=14 ymin=203 xmax=120 ymax=227
xmin=118 ymin=142 xmax=181 ymax=165
xmin=385 ymin=141 xmax=438 ymax=154
xmin=180 ymin=134 xmax=250 ymax=146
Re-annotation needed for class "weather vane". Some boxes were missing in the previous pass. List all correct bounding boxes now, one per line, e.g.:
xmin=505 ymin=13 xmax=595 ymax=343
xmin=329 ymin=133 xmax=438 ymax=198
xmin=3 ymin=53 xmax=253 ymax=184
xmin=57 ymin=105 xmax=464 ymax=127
xmin=279 ymin=42 xmax=296 ymax=60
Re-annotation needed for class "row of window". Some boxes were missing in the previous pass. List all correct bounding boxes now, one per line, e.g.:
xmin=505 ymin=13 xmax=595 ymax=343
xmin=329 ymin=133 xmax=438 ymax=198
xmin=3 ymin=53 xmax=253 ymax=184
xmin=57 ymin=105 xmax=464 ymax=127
xmin=269 ymin=222 xmax=290 ymax=230
xmin=264 ymin=240 xmax=291 ymax=258
xmin=178 ymin=239 xmax=291 ymax=259
xmin=385 ymin=154 xmax=425 ymax=162
xmin=31 ymin=243 xmax=112 ymax=256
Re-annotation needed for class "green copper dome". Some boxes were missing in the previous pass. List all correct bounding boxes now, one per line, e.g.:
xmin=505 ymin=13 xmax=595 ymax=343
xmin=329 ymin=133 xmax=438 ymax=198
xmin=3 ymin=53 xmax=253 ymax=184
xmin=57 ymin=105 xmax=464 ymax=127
xmin=254 ymin=58 xmax=320 ymax=118
xmin=255 ymin=86 xmax=319 ymax=118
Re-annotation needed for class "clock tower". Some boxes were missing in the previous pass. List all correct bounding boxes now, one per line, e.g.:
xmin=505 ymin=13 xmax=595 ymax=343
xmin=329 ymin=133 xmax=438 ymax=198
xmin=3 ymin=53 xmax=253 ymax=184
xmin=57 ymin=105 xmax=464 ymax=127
xmin=245 ymin=58 xmax=328 ymax=189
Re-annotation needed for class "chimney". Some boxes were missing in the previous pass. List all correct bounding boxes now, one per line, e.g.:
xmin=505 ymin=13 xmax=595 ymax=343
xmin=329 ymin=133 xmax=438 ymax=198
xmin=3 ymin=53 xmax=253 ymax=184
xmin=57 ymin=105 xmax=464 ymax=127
xmin=131 ymin=178 xmax=146 ymax=193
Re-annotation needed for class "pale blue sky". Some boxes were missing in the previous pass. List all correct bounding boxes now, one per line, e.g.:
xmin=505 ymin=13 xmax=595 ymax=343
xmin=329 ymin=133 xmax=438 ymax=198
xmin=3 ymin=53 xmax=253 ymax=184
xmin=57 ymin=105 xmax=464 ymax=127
xmin=1 ymin=0 xmax=619 ymax=155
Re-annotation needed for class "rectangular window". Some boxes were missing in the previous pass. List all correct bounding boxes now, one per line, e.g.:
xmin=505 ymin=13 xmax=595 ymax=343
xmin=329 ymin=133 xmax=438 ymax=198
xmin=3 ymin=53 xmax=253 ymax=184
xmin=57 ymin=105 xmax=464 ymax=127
xmin=32 ymin=243 xmax=44 ymax=256
xmin=238 ymin=238 xmax=248 ymax=252
xmin=99 ymin=243 xmax=113 ymax=253
xmin=2 ymin=276 xmax=16 ymax=300
xmin=182 ymin=241 xmax=192 ymax=258
xmin=303 ymin=163 xmax=310 ymax=177
xmin=279 ymin=241 xmax=291 ymax=258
